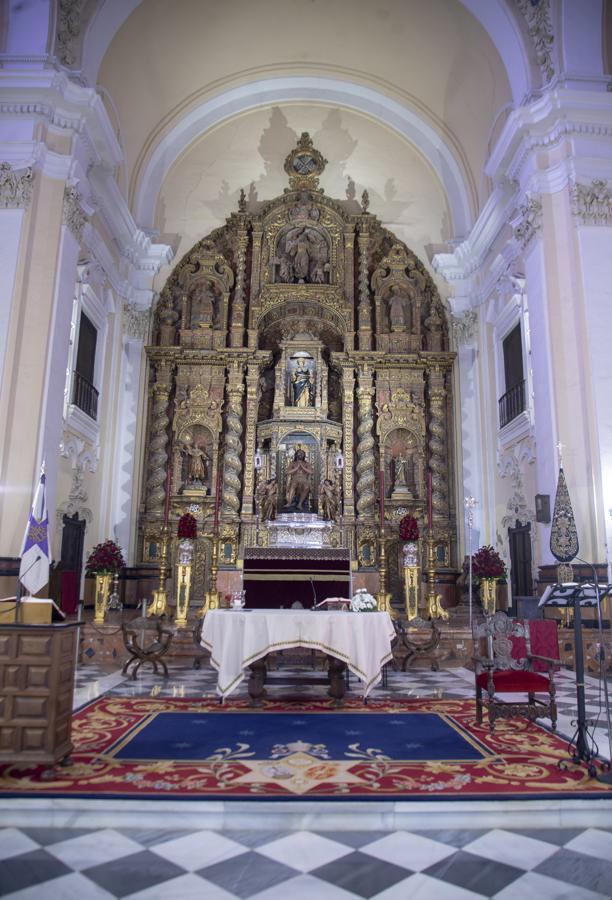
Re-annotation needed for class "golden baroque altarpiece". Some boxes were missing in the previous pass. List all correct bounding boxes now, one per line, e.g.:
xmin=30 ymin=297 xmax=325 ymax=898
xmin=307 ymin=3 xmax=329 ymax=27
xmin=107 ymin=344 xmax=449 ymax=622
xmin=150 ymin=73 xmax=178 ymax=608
xmin=140 ymin=135 xmax=456 ymax=611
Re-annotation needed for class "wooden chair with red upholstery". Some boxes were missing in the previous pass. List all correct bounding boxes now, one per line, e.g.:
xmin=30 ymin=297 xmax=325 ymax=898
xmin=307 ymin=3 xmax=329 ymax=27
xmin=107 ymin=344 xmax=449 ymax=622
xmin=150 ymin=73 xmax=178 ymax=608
xmin=473 ymin=611 xmax=560 ymax=732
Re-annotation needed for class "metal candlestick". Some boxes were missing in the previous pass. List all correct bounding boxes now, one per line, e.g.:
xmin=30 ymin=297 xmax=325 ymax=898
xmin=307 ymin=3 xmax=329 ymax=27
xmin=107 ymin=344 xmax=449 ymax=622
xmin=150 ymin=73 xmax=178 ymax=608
xmin=464 ymin=496 xmax=477 ymax=629
xmin=199 ymin=529 xmax=220 ymax=617
xmin=377 ymin=533 xmax=396 ymax=618
xmin=149 ymin=524 xmax=170 ymax=617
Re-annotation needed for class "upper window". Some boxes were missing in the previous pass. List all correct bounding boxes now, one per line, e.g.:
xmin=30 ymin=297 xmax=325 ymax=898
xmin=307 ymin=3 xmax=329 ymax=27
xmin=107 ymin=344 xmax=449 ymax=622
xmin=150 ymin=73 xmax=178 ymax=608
xmin=72 ymin=312 xmax=99 ymax=420
xmin=499 ymin=324 xmax=525 ymax=428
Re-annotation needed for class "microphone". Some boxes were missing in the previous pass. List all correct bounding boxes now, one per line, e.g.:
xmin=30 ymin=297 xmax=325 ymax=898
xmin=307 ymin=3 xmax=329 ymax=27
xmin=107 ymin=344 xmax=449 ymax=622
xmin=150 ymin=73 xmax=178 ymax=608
xmin=310 ymin=577 xmax=317 ymax=609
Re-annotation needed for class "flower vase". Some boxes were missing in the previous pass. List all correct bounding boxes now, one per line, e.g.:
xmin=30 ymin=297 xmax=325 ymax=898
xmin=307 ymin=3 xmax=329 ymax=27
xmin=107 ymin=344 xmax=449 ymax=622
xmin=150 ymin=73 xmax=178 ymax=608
xmin=481 ymin=577 xmax=497 ymax=615
xmin=94 ymin=573 xmax=112 ymax=624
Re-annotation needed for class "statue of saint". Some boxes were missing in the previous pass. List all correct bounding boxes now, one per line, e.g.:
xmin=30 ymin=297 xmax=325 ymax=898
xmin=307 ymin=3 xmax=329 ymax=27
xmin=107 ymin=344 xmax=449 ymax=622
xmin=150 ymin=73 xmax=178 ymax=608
xmin=388 ymin=285 xmax=408 ymax=332
xmin=190 ymin=284 xmax=215 ymax=329
xmin=394 ymin=454 xmax=408 ymax=489
xmin=319 ymin=478 xmax=339 ymax=522
xmin=291 ymin=357 xmax=314 ymax=407
xmin=259 ymin=477 xmax=278 ymax=521
xmin=285 ymin=448 xmax=313 ymax=511
xmin=181 ymin=441 xmax=210 ymax=486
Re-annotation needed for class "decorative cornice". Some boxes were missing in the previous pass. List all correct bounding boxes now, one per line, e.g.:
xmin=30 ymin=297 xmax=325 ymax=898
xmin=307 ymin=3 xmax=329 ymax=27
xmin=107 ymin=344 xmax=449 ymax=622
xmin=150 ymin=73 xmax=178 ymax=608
xmin=0 ymin=162 xmax=33 ymax=209
xmin=62 ymin=185 xmax=88 ymax=242
xmin=571 ymin=178 xmax=612 ymax=225
xmin=123 ymin=302 xmax=150 ymax=342
xmin=451 ymin=310 xmax=478 ymax=345
xmin=515 ymin=0 xmax=554 ymax=84
xmin=512 ymin=196 xmax=543 ymax=249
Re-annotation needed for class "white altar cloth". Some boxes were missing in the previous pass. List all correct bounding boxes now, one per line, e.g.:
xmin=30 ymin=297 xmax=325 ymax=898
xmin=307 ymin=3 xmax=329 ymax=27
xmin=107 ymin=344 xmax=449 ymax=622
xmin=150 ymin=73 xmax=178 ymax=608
xmin=200 ymin=609 xmax=395 ymax=699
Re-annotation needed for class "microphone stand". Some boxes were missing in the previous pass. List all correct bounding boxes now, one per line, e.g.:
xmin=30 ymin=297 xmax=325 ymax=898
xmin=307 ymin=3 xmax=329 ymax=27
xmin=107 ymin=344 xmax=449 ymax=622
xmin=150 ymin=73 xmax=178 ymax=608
xmin=574 ymin=557 xmax=612 ymax=784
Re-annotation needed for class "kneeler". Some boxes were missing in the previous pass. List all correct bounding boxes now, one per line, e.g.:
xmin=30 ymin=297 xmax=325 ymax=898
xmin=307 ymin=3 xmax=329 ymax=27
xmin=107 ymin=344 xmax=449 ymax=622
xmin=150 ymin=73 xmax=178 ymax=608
xmin=473 ymin=613 xmax=560 ymax=733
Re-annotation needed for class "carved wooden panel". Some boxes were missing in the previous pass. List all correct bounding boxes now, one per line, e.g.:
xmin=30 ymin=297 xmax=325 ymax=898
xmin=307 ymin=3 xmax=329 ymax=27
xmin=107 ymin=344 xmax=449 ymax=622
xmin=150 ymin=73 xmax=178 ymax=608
xmin=0 ymin=623 xmax=79 ymax=767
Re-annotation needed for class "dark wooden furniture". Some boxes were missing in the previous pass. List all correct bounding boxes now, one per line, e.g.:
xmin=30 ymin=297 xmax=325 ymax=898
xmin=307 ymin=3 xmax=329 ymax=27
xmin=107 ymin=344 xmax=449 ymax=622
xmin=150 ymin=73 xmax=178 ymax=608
xmin=473 ymin=611 xmax=559 ymax=733
xmin=121 ymin=616 xmax=174 ymax=679
xmin=0 ymin=621 xmax=80 ymax=776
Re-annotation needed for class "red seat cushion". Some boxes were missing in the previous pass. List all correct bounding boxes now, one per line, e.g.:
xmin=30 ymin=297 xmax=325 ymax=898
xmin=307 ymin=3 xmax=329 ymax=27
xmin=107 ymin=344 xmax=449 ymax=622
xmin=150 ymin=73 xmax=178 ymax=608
xmin=476 ymin=670 xmax=551 ymax=692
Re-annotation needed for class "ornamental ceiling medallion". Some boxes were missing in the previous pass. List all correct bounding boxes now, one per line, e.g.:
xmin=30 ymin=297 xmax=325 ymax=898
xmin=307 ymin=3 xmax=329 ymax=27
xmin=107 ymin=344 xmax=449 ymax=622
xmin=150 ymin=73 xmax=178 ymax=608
xmin=283 ymin=132 xmax=328 ymax=192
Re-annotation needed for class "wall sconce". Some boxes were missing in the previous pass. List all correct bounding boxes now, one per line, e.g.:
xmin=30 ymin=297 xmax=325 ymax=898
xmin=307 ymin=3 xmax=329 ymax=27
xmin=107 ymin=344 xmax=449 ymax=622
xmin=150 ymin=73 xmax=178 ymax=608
xmin=535 ymin=493 xmax=551 ymax=523
xmin=335 ymin=450 xmax=345 ymax=470
xmin=254 ymin=447 xmax=263 ymax=470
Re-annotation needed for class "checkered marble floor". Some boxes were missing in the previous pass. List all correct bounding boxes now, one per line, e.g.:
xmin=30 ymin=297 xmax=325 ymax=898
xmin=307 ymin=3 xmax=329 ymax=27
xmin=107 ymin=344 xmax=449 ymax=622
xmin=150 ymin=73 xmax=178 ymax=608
xmin=2 ymin=824 xmax=612 ymax=899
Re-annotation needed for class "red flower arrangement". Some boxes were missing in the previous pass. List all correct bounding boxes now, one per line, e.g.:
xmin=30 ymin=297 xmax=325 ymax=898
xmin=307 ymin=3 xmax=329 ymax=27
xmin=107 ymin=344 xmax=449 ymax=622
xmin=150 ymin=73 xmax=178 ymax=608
xmin=85 ymin=540 xmax=125 ymax=575
xmin=472 ymin=545 xmax=506 ymax=579
xmin=399 ymin=514 xmax=420 ymax=542
xmin=177 ymin=512 xmax=197 ymax=540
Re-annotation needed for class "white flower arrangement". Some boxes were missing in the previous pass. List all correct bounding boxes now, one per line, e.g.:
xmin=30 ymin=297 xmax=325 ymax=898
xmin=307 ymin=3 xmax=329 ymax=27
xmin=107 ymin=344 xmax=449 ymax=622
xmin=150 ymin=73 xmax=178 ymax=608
xmin=350 ymin=588 xmax=378 ymax=612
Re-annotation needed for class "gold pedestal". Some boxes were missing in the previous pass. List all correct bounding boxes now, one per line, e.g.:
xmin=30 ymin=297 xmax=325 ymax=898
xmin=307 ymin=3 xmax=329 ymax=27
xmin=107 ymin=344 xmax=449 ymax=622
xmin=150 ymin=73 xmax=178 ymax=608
xmin=198 ymin=530 xmax=220 ymax=617
xmin=94 ymin=573 xmax=112 ymax=624
xmin=481 ymin=577 xmax=497 ymax=615
xmin=425 ymin=531 xmax=448 ymax=621
xmin=175 ymin=538 xmax=194 ymax=628
xmin=404 ymin=566 xmax=420 ymax=620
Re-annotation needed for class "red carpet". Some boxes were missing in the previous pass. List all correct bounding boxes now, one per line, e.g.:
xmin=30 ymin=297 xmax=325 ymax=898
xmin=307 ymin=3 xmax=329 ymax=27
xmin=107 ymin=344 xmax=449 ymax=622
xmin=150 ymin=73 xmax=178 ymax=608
xmin=1 ymin=696 xmax=611 ymax=799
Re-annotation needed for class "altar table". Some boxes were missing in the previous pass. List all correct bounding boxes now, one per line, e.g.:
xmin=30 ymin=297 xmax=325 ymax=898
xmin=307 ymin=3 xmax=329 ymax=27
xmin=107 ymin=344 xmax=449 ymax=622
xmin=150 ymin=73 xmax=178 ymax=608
xmin=200 ymin=609 xmax=395 ymax=701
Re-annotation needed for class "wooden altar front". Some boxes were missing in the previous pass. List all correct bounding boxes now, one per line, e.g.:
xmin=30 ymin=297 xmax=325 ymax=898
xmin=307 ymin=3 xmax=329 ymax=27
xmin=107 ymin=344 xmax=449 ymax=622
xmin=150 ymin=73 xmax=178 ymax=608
xmin=242 ymin=547 xmax=351 ymax=609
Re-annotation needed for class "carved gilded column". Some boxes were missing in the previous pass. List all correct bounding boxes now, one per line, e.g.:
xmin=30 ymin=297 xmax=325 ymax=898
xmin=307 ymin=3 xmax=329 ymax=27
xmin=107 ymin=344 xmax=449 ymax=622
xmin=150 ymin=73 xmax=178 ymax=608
xmin=248 ymin=226 xmax=263 ymax=348
xmin=230 ymin=223 xmax=248 ymax=348
xmin=341 ymin=365 xmax=356 ymax=520
xmin=427 ymin=367 xmax=449 ymax=519
xmin=356 ymin=366 xmax=376 ymax=519
xmin=357 ymin=222 xmax=372 ymax=351
xmin=343 ymin=226 xmax=356 ymax=348
xmin=145 ymin=361 xmax=173 ymax=519
xmin=241 ymin=363 xmax=260 ymax=517
xmin=221 ymin=365 xmax=245 ymax=518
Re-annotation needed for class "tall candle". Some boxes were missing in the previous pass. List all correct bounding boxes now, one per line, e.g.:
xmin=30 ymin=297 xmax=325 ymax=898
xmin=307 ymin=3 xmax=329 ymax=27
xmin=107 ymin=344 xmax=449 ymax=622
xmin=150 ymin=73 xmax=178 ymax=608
xmin=427 ymin=469 xmax=433 ymax=530
xmin=213 ymin=460 xmax=222 ymax=529
xmin=163 ymin=465 xmax=172 ymax=525
xmin=379 ymin=470 xmax=385 ymax=526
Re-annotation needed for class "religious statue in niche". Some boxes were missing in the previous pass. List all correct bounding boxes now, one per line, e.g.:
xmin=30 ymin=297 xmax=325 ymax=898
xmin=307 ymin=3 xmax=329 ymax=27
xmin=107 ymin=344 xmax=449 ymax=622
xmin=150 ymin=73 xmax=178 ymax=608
xmin=284 ymin=447 xmax=313 ymax=511
xmin=259 ymin=477 xmax=278 ymax=521
xmin=390 ymin=436 xmax=417 ymax=500
xmin=275 ymin=224 xmax=329 ymax=284
xmin=179 ymin=428 xmax=211 ymax=492
xmin=289 ymin=355 xmax=315 ymax=408
xmin=387 ymin=285 xmax=411 ymax=333
xmin=189 ymin=282 xmax=216 ymax=329
xmin=319 ymin=478 xmax=340 ymax=522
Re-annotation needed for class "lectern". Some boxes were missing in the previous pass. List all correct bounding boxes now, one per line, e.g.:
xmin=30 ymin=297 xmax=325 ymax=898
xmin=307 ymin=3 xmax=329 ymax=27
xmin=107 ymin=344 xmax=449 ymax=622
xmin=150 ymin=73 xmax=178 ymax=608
xmin=539 ymin=582 xmax=612 ymax=779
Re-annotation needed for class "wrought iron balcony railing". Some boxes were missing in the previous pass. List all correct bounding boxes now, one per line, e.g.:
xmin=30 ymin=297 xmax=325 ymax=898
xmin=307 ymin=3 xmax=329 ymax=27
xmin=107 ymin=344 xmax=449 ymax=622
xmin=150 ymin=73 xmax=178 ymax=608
xmin=498 ymin=380 xmax=525 ymax=429
xmin=72 ymin=370 xmax=99 ymax=421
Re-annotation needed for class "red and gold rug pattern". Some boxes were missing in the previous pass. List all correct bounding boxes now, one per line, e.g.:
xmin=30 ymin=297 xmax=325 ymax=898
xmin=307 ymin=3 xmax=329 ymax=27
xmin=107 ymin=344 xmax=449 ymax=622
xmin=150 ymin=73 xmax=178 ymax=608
xmin=1 ymin=696 xmax=611 ymax=799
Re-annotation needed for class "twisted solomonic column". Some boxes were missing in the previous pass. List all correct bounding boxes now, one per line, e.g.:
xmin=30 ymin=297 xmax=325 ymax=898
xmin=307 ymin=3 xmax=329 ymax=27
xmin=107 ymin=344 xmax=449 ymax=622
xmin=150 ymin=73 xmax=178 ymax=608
xmin=356 ymin=368 xmax=376 ymax=518
xmin=428 ymin=384 xmax=449 ymax=518
xmin=145 ymin=364 xmax=173 ymax=518
xmin=221 ymin=380 xmax=245 ymax=517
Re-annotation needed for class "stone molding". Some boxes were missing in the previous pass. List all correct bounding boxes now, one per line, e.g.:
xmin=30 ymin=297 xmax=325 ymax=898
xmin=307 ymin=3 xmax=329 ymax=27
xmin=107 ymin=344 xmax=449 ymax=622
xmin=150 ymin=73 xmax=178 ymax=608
xmin=515 ymin=0 xmax=554 ymax=84
xmin=0 ymin=162 xmax=33 ymax=209
xmin=451 ymin=310 xmax=478 ymax=345
xmin=123 ymin=302 xmax=150 ymax=342
xmin=513 ymin=196 xmax=543 ymax=249
xmin=571 ymin=179 xmax=612 ymax=225
xmin=498 ymin=437 xmax=536 ymax=529
xmin=63 ymin=185 xmax=88 ymax=242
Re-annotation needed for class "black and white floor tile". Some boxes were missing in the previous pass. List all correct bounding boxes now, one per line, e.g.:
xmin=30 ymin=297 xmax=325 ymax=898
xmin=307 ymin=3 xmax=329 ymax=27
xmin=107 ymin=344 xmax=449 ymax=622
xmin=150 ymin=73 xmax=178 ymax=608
xmin=1 ymin=825 xmax=612 ymax=898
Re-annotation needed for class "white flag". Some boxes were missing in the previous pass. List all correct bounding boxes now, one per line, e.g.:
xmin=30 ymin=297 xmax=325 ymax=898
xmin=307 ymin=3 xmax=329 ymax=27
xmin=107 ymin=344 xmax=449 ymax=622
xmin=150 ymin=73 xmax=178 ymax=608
xmin=19 ymin=464 xmax=50 ymax=595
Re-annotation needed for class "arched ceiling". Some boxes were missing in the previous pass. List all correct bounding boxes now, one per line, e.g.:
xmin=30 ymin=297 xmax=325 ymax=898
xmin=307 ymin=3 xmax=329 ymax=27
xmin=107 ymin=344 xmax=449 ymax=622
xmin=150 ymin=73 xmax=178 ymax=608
xmin=157 ymin=105 xmax=450 ymax=276
xmin=97 ymin=0 xmax=512 ymax=259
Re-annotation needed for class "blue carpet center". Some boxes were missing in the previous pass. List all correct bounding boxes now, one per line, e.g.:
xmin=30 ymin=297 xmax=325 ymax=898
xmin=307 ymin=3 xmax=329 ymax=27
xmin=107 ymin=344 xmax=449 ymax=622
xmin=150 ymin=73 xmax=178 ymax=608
xmin=111 ymin=711 xmax=488 ymax=762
